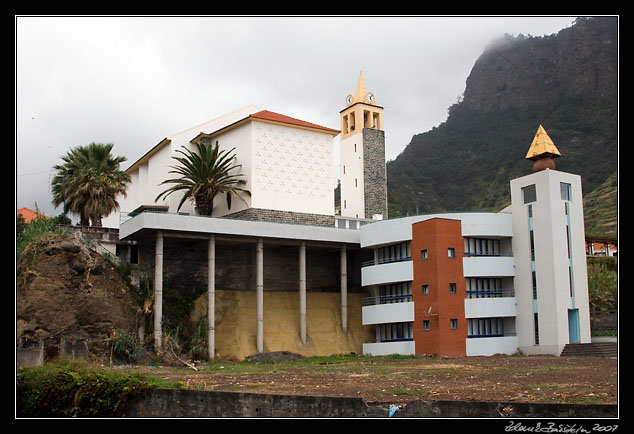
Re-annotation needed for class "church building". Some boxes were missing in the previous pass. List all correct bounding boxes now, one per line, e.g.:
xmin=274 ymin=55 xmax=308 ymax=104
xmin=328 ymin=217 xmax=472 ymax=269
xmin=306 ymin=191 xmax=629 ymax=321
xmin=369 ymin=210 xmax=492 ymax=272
xmin=108 ymin=73 xmax=591 ymax=360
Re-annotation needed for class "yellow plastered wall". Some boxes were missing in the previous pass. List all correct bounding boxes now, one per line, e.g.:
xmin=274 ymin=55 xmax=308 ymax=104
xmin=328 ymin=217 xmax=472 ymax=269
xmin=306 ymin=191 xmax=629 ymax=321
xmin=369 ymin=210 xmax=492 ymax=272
xmin=192 ymin=290 xmax=374 ymax=360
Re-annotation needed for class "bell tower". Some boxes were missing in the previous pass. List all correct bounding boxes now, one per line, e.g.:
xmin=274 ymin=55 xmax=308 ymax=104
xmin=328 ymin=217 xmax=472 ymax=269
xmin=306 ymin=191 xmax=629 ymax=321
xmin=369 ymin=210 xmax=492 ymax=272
xmin=339 ymin=72 xmax=387 ymax=220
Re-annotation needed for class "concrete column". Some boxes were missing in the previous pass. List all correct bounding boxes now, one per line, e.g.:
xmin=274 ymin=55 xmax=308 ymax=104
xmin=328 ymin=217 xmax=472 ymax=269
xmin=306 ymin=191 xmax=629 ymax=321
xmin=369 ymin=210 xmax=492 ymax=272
xmin=154 ymin=231 xmax=164 ymax=351
xmin=299 ymin=241 xmax=306 ymax=344
xmin=207 ymin=235 xmax=215 ymax=360
xmin=256 ymin=238 xmax=264 ymax=353
xmin=340 ymin=245 xmax=348 ymax=335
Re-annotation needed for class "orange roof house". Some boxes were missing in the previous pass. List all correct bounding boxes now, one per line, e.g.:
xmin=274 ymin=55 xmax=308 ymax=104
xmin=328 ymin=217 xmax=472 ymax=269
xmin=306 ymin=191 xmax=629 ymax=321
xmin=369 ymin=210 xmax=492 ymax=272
xmin=17 ymin=207 xmax=50 ymax=223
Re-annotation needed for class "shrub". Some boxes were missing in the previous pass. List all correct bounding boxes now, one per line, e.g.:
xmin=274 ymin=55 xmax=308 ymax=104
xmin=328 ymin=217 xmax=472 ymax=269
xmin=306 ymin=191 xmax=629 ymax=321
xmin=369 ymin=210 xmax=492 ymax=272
xmin=16 ymin=360 xmax=151 ymax=417
xmin=108 ymin=329 xmax=142 ymax=364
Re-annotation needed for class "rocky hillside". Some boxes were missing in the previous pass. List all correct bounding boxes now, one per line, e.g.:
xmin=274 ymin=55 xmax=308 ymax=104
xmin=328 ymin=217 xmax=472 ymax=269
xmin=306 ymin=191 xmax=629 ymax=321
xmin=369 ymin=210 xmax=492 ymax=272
xmin=387 ymin=17 xmax=618 ymax=235
xmin=16 ymin=234 xmax=140 ymax=344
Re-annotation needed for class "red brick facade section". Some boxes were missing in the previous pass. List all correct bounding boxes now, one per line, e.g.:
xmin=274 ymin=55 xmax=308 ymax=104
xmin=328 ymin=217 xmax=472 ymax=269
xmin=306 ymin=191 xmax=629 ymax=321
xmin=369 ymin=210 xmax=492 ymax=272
xmin=411 ymin=218 xmax=467 ymax=356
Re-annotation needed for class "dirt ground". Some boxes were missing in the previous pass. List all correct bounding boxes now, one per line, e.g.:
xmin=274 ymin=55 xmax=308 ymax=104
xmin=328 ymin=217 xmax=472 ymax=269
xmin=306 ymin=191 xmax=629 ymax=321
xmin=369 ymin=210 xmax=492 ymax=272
xmin=125 ymin=353 xmax=618 ymax=405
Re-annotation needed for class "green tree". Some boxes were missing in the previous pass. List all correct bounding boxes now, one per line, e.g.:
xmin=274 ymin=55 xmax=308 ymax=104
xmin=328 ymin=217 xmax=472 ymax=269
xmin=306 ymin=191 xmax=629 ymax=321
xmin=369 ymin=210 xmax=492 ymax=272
xmin=51 ymin=143 xmax=131 ymax=226
xmin=155 ymin=141 xmax=250 ymax=216
xmin=587 ymin=258 xmax=618 ymax=312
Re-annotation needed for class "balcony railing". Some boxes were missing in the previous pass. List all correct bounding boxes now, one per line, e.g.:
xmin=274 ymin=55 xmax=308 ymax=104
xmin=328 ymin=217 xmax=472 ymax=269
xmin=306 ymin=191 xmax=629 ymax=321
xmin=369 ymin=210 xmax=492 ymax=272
xmin=364 ymin=338 xmax=414 ymax=344
xmin=465 ymin=288 xmax=515 ymax=299
xmin=467 ymin=332 xmax=517 ymax=339
xmin=361 ymin=256 xmax=412 ymax=268
xmin=464 ymin=251 xmax=513 ymax=257
xmin=362 ymin=293 xmax=413 ymax=306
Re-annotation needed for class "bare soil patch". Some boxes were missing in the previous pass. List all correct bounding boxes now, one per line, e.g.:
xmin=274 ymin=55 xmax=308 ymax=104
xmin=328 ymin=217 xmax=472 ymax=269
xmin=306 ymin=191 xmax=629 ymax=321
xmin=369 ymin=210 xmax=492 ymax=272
xmin=126 ymin=353 xmax=618 ymax=405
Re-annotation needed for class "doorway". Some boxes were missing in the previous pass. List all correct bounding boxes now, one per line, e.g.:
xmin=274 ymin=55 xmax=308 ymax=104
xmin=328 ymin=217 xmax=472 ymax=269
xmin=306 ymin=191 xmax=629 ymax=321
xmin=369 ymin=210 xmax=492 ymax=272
xmin=568 ymin=309 xmax=580 ymax=343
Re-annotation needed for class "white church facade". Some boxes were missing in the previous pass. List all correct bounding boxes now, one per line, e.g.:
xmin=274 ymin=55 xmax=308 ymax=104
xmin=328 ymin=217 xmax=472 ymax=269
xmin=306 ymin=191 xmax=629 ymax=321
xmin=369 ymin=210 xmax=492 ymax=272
xmin=107 ymin=73 xmax=592 ymax=360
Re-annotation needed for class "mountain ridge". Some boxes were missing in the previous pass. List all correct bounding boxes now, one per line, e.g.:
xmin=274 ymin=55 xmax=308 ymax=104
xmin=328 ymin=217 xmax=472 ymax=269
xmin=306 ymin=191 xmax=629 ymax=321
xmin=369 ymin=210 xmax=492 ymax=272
xmin=386 ymin=17 xmax=618 ymax=235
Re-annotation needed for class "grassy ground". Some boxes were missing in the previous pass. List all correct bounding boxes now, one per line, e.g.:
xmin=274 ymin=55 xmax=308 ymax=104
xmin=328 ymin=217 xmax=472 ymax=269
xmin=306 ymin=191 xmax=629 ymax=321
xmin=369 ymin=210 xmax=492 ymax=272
xmin=121 ymin=352 xmax=618 ymax=405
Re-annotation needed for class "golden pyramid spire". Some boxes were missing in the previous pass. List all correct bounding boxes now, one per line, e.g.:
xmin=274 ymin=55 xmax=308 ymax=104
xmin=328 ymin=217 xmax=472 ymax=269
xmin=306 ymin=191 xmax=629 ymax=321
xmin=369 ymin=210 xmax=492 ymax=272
xmin=526 ymin=125 xmax=561 ymax=172
xmin=526 ymin=125 xmax=561 ymax=160
xmin=353 ymin=71 xmax=367 ymax=103
xmin=346 ymin=71 xmax=377 ymax=106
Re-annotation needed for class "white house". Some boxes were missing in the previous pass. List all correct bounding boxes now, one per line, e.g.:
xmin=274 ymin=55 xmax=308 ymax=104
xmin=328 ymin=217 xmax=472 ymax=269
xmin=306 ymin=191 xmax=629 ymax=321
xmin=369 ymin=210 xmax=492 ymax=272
xmin=103 ymin=104 xmax=340 ymax=228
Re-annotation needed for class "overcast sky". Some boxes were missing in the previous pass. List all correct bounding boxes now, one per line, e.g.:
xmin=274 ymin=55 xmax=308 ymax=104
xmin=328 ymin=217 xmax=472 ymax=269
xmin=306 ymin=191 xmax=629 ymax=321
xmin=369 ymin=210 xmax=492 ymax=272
xmin=15 ymin=15 xmax=577 ymax=219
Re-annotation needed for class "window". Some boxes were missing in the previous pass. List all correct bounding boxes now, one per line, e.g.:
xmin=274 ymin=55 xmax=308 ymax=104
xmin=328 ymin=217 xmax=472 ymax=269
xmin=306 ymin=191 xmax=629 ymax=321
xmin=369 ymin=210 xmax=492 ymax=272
xmin=468 ymin=318 xmax=505 ymax=338
xmin=448 ymin=247 xmax=455 ymax=258
xmin=449 ymin=283 xmax=457 ymax=294
xmin=560 ymin=182 xmax=571 ymax=201
xmin=534 ymin=313 xmax=540 ymax=345
xmin=130 ymin=245 xmax=138 ymax=264
xmin=377 ymin=322 xmax=413 ymax=342
xmin=376 ymin=241 xmax=411 ymax=264
xmin=422 ymin=284 xmax=429 ymax=295
xmin=379 ymin=282 xmax=412 ymax=304
xmin=423 ymin=320 xmax=430 ymax=331
xmin=420 ymin=249 xmax=428 ymax=260
xmin=522 ymin=184 xmax=537 ymax=204
xmin=529 ymin=230 xmax=535 ymax=261
xmin=450 ymin=319 xmax=458 ymax=329
xmin=464 ymin=238 xmax=500 ymax=257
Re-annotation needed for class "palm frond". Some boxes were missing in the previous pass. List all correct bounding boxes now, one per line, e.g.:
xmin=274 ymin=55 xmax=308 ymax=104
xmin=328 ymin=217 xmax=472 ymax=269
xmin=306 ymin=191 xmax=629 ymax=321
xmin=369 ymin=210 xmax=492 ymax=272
xmin=155 ymin=141 xmax=250 ymax=215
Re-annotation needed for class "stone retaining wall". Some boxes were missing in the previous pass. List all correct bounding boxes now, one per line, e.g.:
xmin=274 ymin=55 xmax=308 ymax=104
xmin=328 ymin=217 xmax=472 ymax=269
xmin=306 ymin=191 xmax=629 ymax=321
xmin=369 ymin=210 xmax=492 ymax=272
xmin=122 ymin=388 xmax=618 ymax=418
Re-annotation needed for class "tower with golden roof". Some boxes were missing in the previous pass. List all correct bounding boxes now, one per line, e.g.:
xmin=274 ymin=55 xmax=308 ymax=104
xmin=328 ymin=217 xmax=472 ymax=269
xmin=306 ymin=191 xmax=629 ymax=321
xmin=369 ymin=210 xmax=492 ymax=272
xmin=339 ymin=72 xmax=387 ymax=220
xmin=509 ymin=124 xmax=591 ymax=356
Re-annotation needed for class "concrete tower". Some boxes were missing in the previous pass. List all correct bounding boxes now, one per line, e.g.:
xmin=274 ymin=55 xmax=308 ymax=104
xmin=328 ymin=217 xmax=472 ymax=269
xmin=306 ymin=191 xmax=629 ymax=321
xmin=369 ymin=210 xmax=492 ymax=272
xmin=510 ymin=125 xmax=591 ymax=355
xmin=339 ymin=72 xmax=388 ymax=220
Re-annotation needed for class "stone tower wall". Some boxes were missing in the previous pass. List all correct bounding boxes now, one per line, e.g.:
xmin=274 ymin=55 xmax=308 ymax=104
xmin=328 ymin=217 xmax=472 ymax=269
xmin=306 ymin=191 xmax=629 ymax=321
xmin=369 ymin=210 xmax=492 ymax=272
xmin=362 ymin=128 xmax=388 ymax=218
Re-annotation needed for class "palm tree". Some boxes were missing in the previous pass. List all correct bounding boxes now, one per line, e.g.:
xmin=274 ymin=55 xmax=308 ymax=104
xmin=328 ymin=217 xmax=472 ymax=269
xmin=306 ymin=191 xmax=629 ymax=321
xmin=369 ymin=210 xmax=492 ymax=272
xmin=51 ymin=143 xmax=131 ymax=226
xmin=155 ymin=141 xmax=250 ymax=216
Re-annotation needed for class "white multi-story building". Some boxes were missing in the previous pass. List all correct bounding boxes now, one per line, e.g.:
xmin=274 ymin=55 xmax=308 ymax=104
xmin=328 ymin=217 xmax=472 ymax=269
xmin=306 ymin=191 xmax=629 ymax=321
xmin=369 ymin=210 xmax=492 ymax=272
xmin=358 ymin=125 xmax=591 ymax=357
xmin=359 ymin=212 xmax=517 ymax=357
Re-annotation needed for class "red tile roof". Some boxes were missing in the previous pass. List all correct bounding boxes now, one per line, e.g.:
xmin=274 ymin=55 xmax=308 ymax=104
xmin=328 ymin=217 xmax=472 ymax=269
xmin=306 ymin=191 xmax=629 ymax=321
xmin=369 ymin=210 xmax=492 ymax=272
xmin=17 ymin=207 xmax=50 ymax=223
xmin=249 ymin=110 xmax=340 ymax=134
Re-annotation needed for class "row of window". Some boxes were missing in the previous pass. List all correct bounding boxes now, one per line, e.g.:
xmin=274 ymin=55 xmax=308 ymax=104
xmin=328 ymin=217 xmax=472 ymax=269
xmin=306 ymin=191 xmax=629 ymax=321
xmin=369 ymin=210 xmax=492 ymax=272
xmin=377 ymin=282 xmax=412 ymax=304
xmin=466 ymin=278 xmax=511 ymax=298
xmin=376 ymin=319 xmax=460 ymax=343
xmin=377 ymin=322 xmax=413 ymax=342
xmin=420 ymin=247 xmax=455 ymax=259
xmin=468 ymin=318 xmax=505 ymax=338
xmin=377 ymin=241 xmax=411 ymax=263
xmin=522 ymin=182 xmax=572 ymax=204
xmin=374 ymin=280 xmax=511 ymax=303
xmin=464 ymin=237 xmax=501 ymax=257
xmin=421 ymin=283 xmax=458 ymax=295
xmin=422 ymin=318 xmax=459 ymax=331
xmin=376 ymin=280 xmax=509 ymax=299
xmin=374 ymin=237 xmax=504 ymax=264
xmin=376 ymin=317 xmax=511 ymax=342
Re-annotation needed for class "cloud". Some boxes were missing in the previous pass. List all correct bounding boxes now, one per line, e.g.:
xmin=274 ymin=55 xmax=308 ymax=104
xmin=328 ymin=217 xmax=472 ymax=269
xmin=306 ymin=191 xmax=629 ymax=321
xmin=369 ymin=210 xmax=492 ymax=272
xmin=15 ymin=15 xmax=576 ymax=218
